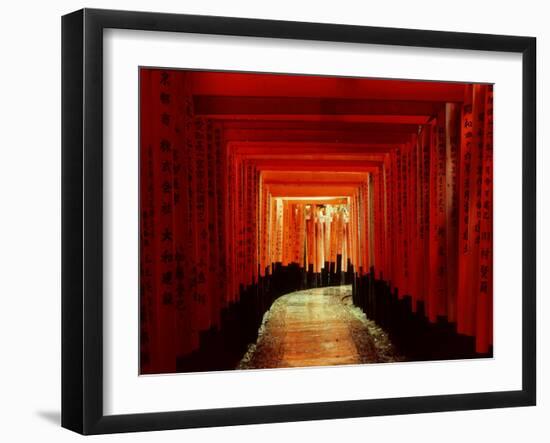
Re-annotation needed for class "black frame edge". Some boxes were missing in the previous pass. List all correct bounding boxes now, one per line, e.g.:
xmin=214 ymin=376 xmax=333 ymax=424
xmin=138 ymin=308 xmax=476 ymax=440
xmin=61 ymin=9 xmax=84 ymax=434
xmin=521 ymin=37 xmax=537 ymax=406
xmin=61 ymin=8 xmax=537 ymax=435
xmin=90 ymin=390 xmax=535 ymax=434
xmin=82 ymin=7 xmax=106 ymax=435
xmin=84 ymin=7 xmax=534 ymax=52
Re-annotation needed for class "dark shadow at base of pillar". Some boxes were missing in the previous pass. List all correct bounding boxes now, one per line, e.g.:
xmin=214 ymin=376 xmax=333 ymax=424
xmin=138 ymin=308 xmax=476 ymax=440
xmin=176 ymin=262 xmax=353 ymax=373
xmin=351 ymin=272 xmax=493 ymax=362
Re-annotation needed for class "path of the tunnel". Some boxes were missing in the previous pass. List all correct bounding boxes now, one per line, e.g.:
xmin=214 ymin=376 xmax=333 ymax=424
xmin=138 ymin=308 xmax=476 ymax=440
xmin=238 ymin=285 xmax=402 ymax=369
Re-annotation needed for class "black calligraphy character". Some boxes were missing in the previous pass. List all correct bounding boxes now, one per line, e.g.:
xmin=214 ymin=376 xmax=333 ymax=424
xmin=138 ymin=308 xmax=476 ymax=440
xmin=161 ymin=250 xmax=173 ymax=263
xmin=162 ymin=292 xmax=173 ymax=305
xmin=162 ymin=228 xmax=172 ymax=242
xmin=162 ymin=271 xmax=173 ymax=285
xmin=159 ymin=72 xmax=170 ymax=86
xmin=160 ymin=139 xmax=171 ymax=152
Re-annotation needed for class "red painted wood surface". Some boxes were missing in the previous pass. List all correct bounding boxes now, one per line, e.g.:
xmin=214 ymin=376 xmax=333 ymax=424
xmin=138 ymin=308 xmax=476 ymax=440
xmin=140 ymin=69 xmax=494 ymax=373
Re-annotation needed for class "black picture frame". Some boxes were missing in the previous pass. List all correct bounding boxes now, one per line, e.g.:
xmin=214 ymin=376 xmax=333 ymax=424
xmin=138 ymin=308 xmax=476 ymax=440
xmin=61 ymin=8 xmax=536 ymax=435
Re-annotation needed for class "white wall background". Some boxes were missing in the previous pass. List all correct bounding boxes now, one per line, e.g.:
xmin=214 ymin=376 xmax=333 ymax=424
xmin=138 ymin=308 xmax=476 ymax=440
xmin=0 ymin=0 xmax=546 ymax=441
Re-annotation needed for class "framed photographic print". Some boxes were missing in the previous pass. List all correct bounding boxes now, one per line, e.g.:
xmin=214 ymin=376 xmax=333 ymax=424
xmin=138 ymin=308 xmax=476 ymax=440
xmin=61 ymin=8 xmax=536 ymax=435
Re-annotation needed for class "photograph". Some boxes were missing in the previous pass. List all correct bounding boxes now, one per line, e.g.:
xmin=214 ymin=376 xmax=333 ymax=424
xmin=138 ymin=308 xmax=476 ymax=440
xmin=0 ymin=0 xmax=545 ymax=439
xmin=139 ymin=68 xmax=494 ymax=375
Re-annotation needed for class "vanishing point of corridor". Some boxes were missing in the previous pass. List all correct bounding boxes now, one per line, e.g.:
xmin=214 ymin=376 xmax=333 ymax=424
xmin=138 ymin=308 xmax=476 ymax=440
xmin=238 ymin=286 xmax=401 ymax=369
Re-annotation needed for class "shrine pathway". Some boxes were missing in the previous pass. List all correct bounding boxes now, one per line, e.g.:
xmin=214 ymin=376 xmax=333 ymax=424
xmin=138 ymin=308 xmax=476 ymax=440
xmin=238 ymin=285 xmax=401 ymax=369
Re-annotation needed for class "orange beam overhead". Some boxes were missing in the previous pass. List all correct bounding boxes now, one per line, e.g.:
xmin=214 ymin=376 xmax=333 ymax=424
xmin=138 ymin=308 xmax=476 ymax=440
xmin=239 ymin=154 xmax=390 ymax=162
xmin=231 ymin=142 xmax=397 ymax=155
xmin=266 ymin=184 xmax=358 ymax=197
xmin=262 ymin=171 xmax=369 ymax=183
xmin=215 ymin=115 xmax=429 ymax=125
xmin=220 ymin=120 xmax=421 ymax=132
xmin=278 ymin=197 xmax=350 ymax=205
xmin=253 ymin=160 xmax=382 ymax=172
xmin=185 ymin=71 xmax=467 ymax=102
xmin=195 ymin=96 xmax=446 ymax=117
xmin=223 ymin=128 xmax=414 ymax=144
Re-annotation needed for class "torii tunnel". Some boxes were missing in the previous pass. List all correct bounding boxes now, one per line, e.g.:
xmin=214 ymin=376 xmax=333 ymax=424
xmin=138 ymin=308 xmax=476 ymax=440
xmin=139 ymin=69 xmax=493 ymax=374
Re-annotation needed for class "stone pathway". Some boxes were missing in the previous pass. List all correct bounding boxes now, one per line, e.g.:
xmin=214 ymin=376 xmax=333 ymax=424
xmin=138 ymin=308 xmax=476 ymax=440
xmin=238 ymin=285 xmax=402 ymax=369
